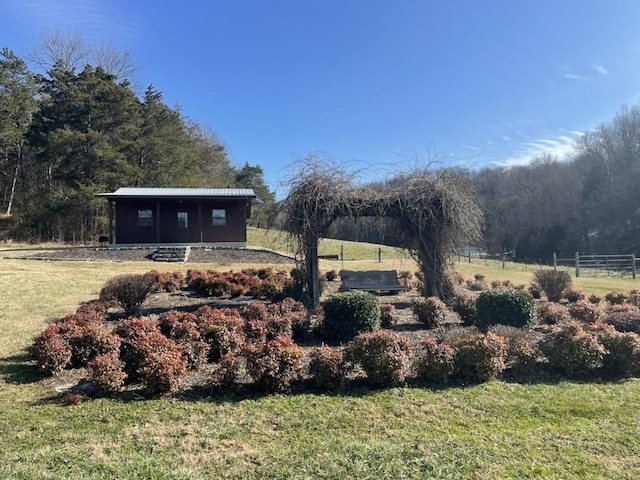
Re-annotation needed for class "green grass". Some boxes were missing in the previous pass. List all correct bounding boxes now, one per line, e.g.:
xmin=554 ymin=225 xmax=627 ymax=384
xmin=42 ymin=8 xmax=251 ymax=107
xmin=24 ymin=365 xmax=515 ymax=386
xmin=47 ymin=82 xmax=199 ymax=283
xmin=2 ymin=238 xmax=640 ymax=478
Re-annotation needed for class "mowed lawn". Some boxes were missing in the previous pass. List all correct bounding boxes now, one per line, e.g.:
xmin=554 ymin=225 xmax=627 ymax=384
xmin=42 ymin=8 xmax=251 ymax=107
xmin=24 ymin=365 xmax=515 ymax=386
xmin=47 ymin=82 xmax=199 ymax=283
xmin=1 ymin=238 xmax=640 ymax=479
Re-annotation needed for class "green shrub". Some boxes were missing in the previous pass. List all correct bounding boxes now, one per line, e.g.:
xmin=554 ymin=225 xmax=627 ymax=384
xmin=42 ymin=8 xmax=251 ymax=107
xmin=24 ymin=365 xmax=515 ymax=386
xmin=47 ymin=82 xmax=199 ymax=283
xmin=244 ymin=336 xmax=304 ymax=392
xmin=539 ymin=322 xmax=606 ymax=377
xmin=412 ymin=297 xmax=448 ymax=329
xmin=453 ymin=332 xmax=508 ymax=383
xmin=308 ymin=346 xmax=348 ymax=390
xmin=322 ymin=291 xmax=381 ymax=342
xmin=345 ymin=331 xmax=412 ymax=387
xmin=533 ymin=270 xmax=572 ymax=303
xmin=99 ymin=273 xmax=157 ymax=315
xmin=414 ymin=338 xmax=456 ymax=383
xmin=475 ymin=289 xmax=536 ymax=329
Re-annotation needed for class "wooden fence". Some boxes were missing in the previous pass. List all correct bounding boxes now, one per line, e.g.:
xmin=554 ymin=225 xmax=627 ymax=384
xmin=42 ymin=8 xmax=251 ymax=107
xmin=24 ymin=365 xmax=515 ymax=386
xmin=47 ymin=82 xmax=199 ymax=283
xmin=455 ymin=251 xmax=637 ymax=278
xmin=554 ymin=253 xmax=637 ymax=278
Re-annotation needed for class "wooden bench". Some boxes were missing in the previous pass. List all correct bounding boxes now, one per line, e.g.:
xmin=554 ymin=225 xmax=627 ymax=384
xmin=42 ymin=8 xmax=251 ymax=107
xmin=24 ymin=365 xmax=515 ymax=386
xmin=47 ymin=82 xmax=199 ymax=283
xmin=339 ymin=270 xmax=409 ymax=293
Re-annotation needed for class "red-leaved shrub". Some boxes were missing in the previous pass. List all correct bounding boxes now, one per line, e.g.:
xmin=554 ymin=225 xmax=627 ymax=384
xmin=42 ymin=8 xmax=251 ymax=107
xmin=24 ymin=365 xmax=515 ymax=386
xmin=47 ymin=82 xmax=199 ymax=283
xmin=345 ymin=331 xmax=412 ymax=387
xmin=595 ymin=324 xmax=640 ymax=377
xmin=195 ymin=306 xmax=245 ymax=361
xmin=380 ymin=304 xmax=400 ymax=329
xmin=453 ymin=332 xmax=508 ymax=383
xmin=210 ymin=353 xmax=243 ymax=391
xmin=244 ymin=336 xmax=304 ymax=392
xmin=141 ymin=350 xmax=187 ymax=394
xmin=567 ymin=300 xmax=604 ymax=324
xmin=308 ymin=345 xmax=348 ymax=390
xmin=537 ymin=302 xmax=570 ymax=326
xmin=158 ymin=310 xmax=209 ymax=369
xmin=88 ymin=352 xmax=127 ymax=394
xmin=414 ymin=338 xmax=456 ymax=383
xmin=539 ymin=322 xmax=606 ymax=377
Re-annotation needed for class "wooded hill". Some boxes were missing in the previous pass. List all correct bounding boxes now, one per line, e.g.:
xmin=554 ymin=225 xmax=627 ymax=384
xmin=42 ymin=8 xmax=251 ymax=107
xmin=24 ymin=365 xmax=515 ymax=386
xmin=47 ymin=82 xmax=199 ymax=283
xmin=0 ymin=47 xmax=274 ymax=242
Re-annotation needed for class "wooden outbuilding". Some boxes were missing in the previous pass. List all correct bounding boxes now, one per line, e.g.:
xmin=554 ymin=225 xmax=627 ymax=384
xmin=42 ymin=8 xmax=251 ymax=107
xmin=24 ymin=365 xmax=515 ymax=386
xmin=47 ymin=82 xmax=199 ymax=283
xmin=96 ymin=188 xmax=256 ymax=245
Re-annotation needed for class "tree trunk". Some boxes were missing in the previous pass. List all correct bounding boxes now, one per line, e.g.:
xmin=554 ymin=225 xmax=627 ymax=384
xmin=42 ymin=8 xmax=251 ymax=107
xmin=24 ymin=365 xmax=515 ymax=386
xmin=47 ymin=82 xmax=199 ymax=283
xmin=5 ymin=150 xmax=20 ymax=216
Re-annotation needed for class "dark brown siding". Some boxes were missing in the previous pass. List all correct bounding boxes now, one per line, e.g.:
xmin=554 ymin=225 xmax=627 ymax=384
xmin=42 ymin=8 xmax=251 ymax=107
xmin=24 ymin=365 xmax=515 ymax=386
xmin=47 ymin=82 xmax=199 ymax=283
xmin=114 ymin=198 xmax=249 ymax=244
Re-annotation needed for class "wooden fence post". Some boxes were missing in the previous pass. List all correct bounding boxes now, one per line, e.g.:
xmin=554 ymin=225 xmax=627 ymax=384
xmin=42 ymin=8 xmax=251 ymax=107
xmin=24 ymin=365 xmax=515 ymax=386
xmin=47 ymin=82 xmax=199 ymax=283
xmin=575 ymin=252 xmax=580 ymax=278
xmin=553 ymin=252 xmax=557 ymax=271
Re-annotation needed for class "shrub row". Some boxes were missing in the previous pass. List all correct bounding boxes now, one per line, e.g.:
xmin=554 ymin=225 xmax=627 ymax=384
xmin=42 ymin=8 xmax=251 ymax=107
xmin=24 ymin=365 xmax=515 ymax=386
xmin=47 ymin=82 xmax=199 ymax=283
xmin=33 ymin=297 xmax=308 ymax=395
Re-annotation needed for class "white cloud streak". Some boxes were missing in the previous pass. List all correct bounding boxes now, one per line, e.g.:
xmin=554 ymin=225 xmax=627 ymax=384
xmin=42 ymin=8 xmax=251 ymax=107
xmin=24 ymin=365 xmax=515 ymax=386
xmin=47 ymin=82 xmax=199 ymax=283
xmin=593 ymin=64 xmax=609 ymax=75
xmin=492 ymin=131 xmax=583 ymax=167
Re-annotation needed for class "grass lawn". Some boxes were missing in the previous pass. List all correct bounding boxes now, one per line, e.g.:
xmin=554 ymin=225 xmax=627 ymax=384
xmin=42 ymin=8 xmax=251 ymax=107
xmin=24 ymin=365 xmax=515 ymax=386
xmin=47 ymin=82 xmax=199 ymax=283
xmin=2 ymin=239 xmax=640 ymax=478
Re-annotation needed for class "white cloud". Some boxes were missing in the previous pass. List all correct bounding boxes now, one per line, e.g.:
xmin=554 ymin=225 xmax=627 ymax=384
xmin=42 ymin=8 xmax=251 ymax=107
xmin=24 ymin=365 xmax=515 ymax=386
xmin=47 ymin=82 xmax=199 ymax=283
xmin=492 ymin=132 xmax=582 ymax=167
xmin=463 ymin=144 xmax=481 ymax=151
xmin=564 ymin=73 xmax=589 ymax=81
xmin=593 ymin=64 xmax=609 ymax=75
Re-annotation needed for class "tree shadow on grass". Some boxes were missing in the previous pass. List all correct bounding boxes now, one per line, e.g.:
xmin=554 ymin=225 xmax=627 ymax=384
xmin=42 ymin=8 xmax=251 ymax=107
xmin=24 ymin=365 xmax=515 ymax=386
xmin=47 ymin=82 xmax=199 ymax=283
xmin=0 ymin=352 xmax=42 ymax=384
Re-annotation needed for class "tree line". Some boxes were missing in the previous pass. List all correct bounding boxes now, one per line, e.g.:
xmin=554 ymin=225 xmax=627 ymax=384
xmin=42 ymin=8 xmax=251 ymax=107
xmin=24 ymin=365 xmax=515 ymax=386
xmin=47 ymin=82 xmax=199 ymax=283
xmin=327 ymin=105 xmax=640 ymax=259
xmin=0 ymin=42 xmax=274 ymax=242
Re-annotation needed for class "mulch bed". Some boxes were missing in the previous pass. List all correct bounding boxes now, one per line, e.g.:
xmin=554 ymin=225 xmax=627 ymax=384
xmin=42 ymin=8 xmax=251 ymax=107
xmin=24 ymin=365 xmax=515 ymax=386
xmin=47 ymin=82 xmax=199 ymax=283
xmin=8 ymin=246 xmax=297 ymax=265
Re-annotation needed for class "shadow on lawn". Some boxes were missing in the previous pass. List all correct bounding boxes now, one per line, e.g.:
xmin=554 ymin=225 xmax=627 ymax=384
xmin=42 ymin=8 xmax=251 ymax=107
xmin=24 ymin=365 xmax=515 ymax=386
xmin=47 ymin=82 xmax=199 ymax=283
xmin=0 ymin=352 xmax=42 ymax=384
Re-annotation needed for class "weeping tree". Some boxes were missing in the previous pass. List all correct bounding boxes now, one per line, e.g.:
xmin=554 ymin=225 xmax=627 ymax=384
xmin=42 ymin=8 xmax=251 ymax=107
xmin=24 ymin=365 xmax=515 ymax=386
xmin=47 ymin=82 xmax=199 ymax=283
xmin=281 ymin=157 xmax=483 ymax=306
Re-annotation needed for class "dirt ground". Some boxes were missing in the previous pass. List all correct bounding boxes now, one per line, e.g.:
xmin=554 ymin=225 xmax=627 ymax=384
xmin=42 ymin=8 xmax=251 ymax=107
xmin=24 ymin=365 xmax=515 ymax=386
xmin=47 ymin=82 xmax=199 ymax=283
xmin=11 ymin=246 xmax=297 ymax=265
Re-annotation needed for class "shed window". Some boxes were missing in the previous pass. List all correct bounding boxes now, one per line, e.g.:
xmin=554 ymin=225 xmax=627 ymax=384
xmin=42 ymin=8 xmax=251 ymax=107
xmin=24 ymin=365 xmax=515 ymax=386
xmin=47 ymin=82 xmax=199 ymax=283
xmin=177 ymin=211 xmax=188 ymax=228
xmin=137 ymin=209 xmax=153 ymax=228
xmin=212 ymin=209 xmax=226 ymax=226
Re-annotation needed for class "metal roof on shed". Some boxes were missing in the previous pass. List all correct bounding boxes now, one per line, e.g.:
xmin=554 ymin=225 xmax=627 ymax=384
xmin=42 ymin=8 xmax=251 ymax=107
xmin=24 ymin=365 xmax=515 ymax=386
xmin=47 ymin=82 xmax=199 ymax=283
xmin=96 ymin=187 xmax=256 ymax=199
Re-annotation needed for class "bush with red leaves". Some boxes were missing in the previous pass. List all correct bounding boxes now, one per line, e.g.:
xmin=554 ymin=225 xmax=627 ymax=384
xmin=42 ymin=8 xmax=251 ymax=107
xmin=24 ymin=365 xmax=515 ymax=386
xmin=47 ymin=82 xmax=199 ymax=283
xmin=210 ymin=353 xmax=243 ymax=391
xmin=88 ymin=352 xmax=127 ymax=394
xmin=414 ymin=338 xmax=456 ymax=383
xmin=308 ymin=345 xmax=348 ymax=390
xmin=346 ymin=331 xmax=412 ymax=387
xmin=244 ymin=336 xmax=304 ymax=392
xmin=539 ymin=321 xmax=606 ymax=377
xmin=158 ymin=310 xmax=209 ymax=369
xmin=195 ymin=306 xmax=245 ymax=361
xmin=141 ymin=349 xmax=187 ymax=394
xmin=148 ymin=270 xmax=184 ymax=292
xmin=453 ymin=332 xmax=508 ymax=383
xmin=380 ymin=304 xmax=400 ymax=329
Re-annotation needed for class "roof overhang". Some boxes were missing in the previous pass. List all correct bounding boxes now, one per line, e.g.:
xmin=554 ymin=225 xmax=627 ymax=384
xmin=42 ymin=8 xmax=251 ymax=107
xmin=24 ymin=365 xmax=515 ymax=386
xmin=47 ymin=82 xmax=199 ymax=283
xmin=96 ymin=187 xmax=256 ymax=201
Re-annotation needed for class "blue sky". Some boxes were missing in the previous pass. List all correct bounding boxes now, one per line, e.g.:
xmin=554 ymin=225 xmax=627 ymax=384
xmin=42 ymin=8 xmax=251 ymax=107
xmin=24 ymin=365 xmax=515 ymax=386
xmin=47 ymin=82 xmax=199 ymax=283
xmin=3 ymin=0 xmax=640 ymax=197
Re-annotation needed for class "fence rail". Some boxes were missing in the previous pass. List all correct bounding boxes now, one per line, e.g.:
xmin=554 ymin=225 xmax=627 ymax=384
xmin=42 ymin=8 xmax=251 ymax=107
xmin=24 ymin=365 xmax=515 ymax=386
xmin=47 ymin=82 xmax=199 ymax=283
xmin=455 ymin=251 xmax=637 ymax=278
xmin=555 ymin=253 xmax=637 ymax=279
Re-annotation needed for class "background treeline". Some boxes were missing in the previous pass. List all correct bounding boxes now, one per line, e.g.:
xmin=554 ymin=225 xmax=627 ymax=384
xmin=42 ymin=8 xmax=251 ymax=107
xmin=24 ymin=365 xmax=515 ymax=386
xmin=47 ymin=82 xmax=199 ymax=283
xmin=0 ymin=44 xmax=274 ymax=242
xmin=328 ymin=105 xmax=640 ymax=259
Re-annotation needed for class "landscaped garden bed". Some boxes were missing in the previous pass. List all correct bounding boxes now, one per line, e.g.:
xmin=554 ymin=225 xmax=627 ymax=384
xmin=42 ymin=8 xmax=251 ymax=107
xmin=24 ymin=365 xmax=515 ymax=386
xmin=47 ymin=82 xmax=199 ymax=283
xmin=30 ymin=267 xmax=640 ymax=404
